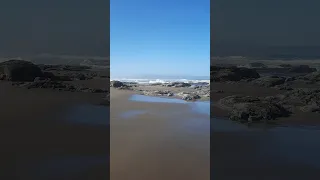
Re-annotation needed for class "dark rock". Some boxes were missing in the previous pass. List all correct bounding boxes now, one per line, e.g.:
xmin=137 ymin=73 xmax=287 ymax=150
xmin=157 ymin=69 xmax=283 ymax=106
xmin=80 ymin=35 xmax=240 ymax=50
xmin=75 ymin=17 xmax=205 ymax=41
xmin=300 ymin=103 xmax=320 ymax=113
xmin=279 ymin=64 xmax=292 ymax=68
xmin=252 ymin=76 xmax=286 ymax=87
xmin=288 ymin=65 xmax=316 ymax=73
xmin=100 ymin=95 xmax=110 ymax=106
xmin=140 ymin=90 xmax=173 ymax=97
xmin=110 ymin=81 xmax=125 ymax=88
xmin=211 ymin=66 xmax=260 ymax=82
xmin=248 ymin=62 xmax=267 ymax=68
xmin=229 ymin=102 xmax=290 ymax=122
xmin=212 ymin=90 xmax=224 ymax=93
xmin=285 ymin=77 xmax=296 ymax=82
xmin=181 ymin=94 xmax=201 ymax=101
xmin=219 ymin=95 xmax=291 ymax=123
xmin=0 ymin=60 xmax=43 ymax=81
xmin=43 ymin=71 xmax=56 ymax=79
xmin=165 ymin=82 xmax=191 ymax=87
xmin=273 ymin=85 xmax=293 ymax=91
xmin=303 ymin=71 xmax=320 ymax=82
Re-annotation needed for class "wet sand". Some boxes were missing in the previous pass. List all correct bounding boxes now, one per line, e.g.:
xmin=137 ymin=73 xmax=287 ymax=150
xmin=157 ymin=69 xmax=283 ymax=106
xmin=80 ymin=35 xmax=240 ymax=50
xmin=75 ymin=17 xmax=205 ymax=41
xmin=110 ymin=89 xmax=210 ymax=180
xmin=211 ymin=130 xmax=320 ymax=179
xmin=0 ymin=81 xmax=109 ymax=179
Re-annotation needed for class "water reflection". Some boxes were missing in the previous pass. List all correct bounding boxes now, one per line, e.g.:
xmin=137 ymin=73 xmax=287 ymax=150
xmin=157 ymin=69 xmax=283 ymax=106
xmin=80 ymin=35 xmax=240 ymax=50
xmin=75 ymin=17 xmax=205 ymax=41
xmin=16 ymin=104 xmax=110 ymax=179
xmin=129 ymin=94 xmax=210 ymax=115
xmin=17 ymin=156 xmax=108 ymax=179
xmin=64 ymin=104 xmax=109 ymax=125
xmin=120 ymin=110 xmax=147 ymax=118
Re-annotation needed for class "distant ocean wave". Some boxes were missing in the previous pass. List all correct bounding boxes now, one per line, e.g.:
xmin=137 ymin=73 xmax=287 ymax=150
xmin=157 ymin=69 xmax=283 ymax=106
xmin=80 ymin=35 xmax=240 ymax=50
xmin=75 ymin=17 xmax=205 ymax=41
xmin=110 ymin=78 xmax=210 ymax=84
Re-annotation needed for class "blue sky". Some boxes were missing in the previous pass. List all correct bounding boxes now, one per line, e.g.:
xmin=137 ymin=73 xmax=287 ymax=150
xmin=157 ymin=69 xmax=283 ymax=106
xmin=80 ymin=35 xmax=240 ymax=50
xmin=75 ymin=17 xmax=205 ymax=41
xmin=110 ymin=0 xmax=210 ymax=78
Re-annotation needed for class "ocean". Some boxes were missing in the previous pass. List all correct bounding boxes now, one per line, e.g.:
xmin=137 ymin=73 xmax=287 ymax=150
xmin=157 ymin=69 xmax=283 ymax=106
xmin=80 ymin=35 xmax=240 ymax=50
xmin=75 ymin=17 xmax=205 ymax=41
xmin=110 ymin=75 xmax=210 ymax=85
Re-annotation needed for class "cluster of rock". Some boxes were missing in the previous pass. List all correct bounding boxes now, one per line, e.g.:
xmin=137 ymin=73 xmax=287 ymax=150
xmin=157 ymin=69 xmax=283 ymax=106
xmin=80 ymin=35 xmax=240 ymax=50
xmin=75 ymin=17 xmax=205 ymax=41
xmin=136 ymin=90 xmax=204 ymax=101
xmin=287 ymin=65 xmax=316 ymax=73
xmin=281 ymin=88 xmax=320 ymax=113
xmin=12 ymin=78 xmax=108 ymax=93
xmin=100 ymin=94 xmax=110 ymax=106
xmin=162 ymin=82 xmax=192 ymax=87
xmin=138 ymin=90 xmax=174 ymax=97
xmin=211 ymin=66 xmax=260 ymax=82
xmin=251 ymin=76 xmax=286 ymax=87
xmin=299 ymin=71 xmax=320 ymax=83
xmin=176 ymin=92 xmax=201 ymax=101
xmin=38 ymin=64 xmax=92 ymax=71
xmin=1 ymin=60 xmax=108 ymax=94
xmin=0 ymin=60 xmax=44 ymax=81
xmin=110 ymin=81 xmax=132 ymax=90
xmin=218 ymin=88 xmax=320 ymax=123
xmin=0 ymin=60 xmax=99 ymax=82
xmin=218 ymin=96 xmax=291 ymax=123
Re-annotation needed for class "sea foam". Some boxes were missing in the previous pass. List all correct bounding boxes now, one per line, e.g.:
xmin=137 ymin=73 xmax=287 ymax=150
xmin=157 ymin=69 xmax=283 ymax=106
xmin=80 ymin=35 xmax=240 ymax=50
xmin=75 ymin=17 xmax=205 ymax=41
xmin=110 ymin=78 xmax=210 ymax=85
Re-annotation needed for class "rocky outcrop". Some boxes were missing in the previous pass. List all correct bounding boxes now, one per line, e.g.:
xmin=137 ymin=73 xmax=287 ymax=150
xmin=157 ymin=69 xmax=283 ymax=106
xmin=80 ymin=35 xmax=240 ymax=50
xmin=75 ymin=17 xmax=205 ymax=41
xmin=139 ymin=90 xmax=174 ymax=97
xmin=163 ymin=82 xmax=192 ymax=87
xmin=0 ymin=60 xmax=43 ymax=81
xmin=282 ymin=88 xmax=320 ymax=113
xmin=302 ymin=71 xmax=320 ymax=82
xmin=247 ymin=62 xmax=267 ymax=68
xmin=251 ymin=76 xmax=286 ymax=87
xmin=100 ymin=94 xmax=110 ymax=106
xmin=211 ymin=66 xmax=260 ymax=82
xmin=38 ymin=64 xmax=92 ymax=71
xmin=110 ymin=81 xmax=125 ymax=88
xmin=288 ymin=65 xmax=316 ymax=73
xmin=12 ymin=78 xmax=108 ymax=93
xmin=218 ymin=95 xmax=291 ymax=123
xmin=176 ymin=92 xmax=201 ymax=101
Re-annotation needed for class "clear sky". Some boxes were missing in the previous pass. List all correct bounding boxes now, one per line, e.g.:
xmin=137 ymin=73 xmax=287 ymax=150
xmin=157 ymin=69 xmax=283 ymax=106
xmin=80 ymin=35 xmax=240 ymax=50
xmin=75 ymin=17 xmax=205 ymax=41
xmin=110 ymin=0 xmax=210 ymax=78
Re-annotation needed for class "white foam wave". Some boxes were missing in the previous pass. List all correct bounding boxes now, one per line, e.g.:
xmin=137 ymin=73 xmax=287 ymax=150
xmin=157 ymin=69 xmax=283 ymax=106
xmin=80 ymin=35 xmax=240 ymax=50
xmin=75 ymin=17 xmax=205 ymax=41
xmin=110 ymin=78 xmax=210 ymax=84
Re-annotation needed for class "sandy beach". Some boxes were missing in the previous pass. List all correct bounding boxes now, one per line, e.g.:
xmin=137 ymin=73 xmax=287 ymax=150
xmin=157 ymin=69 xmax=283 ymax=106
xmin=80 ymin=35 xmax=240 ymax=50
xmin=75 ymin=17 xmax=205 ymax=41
xmin=110 ymin=88 xmax=210 ymax=180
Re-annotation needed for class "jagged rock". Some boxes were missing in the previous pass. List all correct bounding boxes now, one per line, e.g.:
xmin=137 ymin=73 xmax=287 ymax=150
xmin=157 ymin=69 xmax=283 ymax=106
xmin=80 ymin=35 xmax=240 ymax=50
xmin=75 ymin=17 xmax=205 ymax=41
xmin=100 ymin=95 xmax=110 ymax=106
xmin=247 ymin=62 xmax=267 ymax=68
xmin=181 ymin=94 xmax=201 ymax=101
xmin=211 ymin=66 xmax=260 ymax=82
xmin=0 ymin=60 xmax=43 ymax=81
xmin=140 ymin=90 xmax=173 ymax=97
xmin=288 ymin=65 xmax=316 ymax=73
xmin=165 ymin=82 xmax=191 ymax=87
xmin=252 ymin=76 xmax=286 ymax=87
xmin=110 ymin=81 xmax=125 ymax=88
xmin=219 ymin=95 xmax=291 ymax=122
xmin=300 ymin=103 xmax=320 ymax=113
xmin=273 ymin=85 xmax=293 ymax=91
xmin=303 ymin=71 xmax=320 ymax=82
xmin=279 ymin=64 xmax=292 ymax=68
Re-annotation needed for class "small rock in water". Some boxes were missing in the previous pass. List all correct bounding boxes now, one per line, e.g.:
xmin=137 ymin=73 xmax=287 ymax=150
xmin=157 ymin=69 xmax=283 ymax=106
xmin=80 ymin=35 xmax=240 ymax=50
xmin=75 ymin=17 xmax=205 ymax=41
xmin=181 ymin=94 xmax=201 ymax=101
